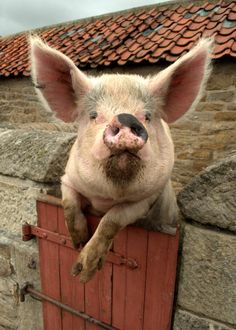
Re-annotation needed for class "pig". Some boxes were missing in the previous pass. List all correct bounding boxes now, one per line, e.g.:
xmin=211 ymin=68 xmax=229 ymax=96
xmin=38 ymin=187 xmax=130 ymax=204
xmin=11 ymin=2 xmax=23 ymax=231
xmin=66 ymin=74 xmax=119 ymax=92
xmin=30 ymin=37 xmax=211 ymax=283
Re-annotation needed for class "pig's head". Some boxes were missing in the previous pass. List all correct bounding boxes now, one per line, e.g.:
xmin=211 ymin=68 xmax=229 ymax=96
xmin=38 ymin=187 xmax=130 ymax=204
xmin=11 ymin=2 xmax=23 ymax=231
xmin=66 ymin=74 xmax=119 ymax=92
xmin=31 ymin=37 xmax=211 ymax=196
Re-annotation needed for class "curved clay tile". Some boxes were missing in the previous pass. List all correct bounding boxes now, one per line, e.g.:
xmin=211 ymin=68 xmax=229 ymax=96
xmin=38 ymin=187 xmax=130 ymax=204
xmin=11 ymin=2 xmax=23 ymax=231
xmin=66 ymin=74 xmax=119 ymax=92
xmin=0 ymin=0 xmax=235 ymax=76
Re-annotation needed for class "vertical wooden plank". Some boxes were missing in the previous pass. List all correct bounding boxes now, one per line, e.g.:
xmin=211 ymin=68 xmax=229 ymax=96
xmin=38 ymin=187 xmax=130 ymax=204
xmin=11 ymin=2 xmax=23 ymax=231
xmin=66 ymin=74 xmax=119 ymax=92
xmin=97 ymin=261 xmax=112 ymax=325
xmin=112 ymin=227 xmax=128 ymax=329
xmin=37 ymin=201 xmax=62 ymax=330
xmin=58 ymin=207 xmax=85 ymax=330
xmin=84 ymin=264 xmax=112 ymax=329
xmin=124 ymin=227 xmax=148 ymax=330
xmin=83 ymin=214 xmax=112 ymax=329
xmin=84 ymin=272 xmax=100 ymax=330
xmin=143 ymin=231 xmax=179 ymax=330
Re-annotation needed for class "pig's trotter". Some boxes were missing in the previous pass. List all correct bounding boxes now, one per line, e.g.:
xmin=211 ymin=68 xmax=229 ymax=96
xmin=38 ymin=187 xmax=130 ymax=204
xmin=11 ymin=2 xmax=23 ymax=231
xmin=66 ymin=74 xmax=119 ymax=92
xmin=71 ymin=238 xmax=111 ymax=283
xmin=63 ymin=201 xmax=89 ymax=248
xmin=71 ymin=262 xmax=83 ymax=276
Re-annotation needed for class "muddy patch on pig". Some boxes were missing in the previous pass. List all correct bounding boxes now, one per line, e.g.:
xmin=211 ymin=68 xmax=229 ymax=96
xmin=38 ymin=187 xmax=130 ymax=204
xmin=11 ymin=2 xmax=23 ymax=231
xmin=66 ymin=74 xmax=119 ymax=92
xmin=103 ymin=150 xmax=143 ymax=185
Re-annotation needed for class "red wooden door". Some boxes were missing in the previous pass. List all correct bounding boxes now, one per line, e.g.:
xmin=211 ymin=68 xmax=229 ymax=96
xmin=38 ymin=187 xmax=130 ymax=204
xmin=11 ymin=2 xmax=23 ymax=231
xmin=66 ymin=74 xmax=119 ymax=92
xmin=36 ymin=198 xmax=179 ymax=330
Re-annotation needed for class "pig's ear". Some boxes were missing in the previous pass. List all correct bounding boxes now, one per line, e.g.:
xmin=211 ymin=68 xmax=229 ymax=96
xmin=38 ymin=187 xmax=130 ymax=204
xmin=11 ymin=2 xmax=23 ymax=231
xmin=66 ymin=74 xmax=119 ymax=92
xmin=149 ymin=39 xmax=212 ymax=123
xmin=30 ymin=36 xmax=92 ymax=122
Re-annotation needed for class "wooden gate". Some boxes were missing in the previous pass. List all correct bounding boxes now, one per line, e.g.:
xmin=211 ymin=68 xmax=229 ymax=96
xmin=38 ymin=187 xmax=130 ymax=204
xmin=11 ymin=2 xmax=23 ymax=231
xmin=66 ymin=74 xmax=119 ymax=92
xmin=22 ymin=196 xmax=179 ymax=330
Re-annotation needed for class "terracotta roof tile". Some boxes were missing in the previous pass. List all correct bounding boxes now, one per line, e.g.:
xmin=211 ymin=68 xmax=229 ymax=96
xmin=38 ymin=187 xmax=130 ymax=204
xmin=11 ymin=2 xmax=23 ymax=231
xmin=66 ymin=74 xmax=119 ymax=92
xmin=171 ymin=22 xmax=191 ymax=33
xmin=171 ymin=40 xmax=195 ymax=55
xmin=204 ymin=3 xmax=216 ymax=11
xmin=214 ymin=38 xmax=234 ymax=54
xmin=220 ymin=26 xmax=236 ymax=35
xmin=0 ymin=0 xmax=236 ymax=76
xmin=231 ymin=41 xmax=236 ymax=53
xmin=165 ymin=53 xmax=179 ymax=61
xmin=143 ymin=41 xmax=155 ymax=50
xmin=175 ymin=5 xmax=185 ymax=14
xmin=228 ymin=11 xmax=236 ymax=20
xmin=149 ymin=32 xmax=163 ymax=43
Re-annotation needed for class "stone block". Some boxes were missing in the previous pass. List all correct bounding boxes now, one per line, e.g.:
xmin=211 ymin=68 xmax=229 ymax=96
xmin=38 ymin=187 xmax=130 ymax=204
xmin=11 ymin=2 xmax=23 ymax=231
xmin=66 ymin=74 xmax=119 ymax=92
xmin=0 ymin=235 xmax=43 ymax=330
xmin=207 ymin=91 xmax=234 ymax=102
xmin=11 ymin=238 xmax=43 ymax=330
xmin=196 ymin=102 xmax=225 ymax=112
xmin=178 ymin=154 xmax=236 ymax=231
xmin=174 ymin=309 xmax=235 ymax=330
xmin=177 ymin=224 xmax=236 ymax=325
xmin=177 ymin=149 xmax=212 ymax=161
xmin=0 ymin=175 xmax=60 ymax=235
xmin=0 ymin=257 xmax=12 ymax=277
xmin=11 ymin=238 xmax=40 ymax=288
xmin=199 ymin=121 xmax=235 ymax=135
xmin=0 ymin=277 xmax=18 ymax=329
xmin=0 ymin=129 xmax=76 ymax=183
xmin=0 ymin=238 xmax=12 ymax=277
xmin=207 ymin=74 xmax=233 ymax=90
xmin=227 ymin=102 xmax=236 ymax=111
xmin=214 ymin=111 xmax=236 ymax=122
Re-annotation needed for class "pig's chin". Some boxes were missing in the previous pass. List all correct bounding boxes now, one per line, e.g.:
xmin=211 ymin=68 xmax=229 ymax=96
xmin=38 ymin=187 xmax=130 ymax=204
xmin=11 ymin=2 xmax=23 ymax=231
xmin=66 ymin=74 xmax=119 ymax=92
xmin=103 ymin=150 xmax=142 ymax=185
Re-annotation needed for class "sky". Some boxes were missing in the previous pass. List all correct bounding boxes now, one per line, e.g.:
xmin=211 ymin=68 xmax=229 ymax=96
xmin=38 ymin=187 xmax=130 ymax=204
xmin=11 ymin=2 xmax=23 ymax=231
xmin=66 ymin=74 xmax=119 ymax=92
xmin=0 ymin=0 xmax=172 ymax=37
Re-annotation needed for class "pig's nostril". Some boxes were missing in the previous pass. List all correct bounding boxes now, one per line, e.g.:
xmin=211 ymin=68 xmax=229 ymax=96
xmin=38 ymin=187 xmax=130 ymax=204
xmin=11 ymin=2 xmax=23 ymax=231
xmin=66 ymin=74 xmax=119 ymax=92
xmin=131 ymin=125 xmax=142 ymax=136
xmin=111 ymin=126 xmax=120 ymax=136
xmin=131 ymin=124 xmax=148 ymax=142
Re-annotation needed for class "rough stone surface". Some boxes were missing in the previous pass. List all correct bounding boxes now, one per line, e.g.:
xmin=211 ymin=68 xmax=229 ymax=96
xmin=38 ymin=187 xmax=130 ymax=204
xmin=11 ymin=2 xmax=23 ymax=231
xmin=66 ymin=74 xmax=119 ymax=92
xmin=177 ymin=224 xmax=236 ymax=326
xmin=0 ymin=235 xmax=43 ymax=330
xmin=0 ymin=175 xmax=60 ymax=235
xmin=0 ymin=129 xmax=76 ymax=183
xmin=0 ymin=277 xmax=18 ymax=329
xmin=0 ymin=241 xmax=12 ymax=277
xmin=178 ymin=154 xmax=236 ymax=231
xmin=207 ymin=90 xmax=235 ymax=102
xmin=0 ymin=77 xmax=54 ymax=123
xmin=174 ymin=309 xmax=235 ymax=330
xmin=11 ymin=238 xmax=43 ymax=330
xmin=0 ymin=121 xmax=78 ymax=132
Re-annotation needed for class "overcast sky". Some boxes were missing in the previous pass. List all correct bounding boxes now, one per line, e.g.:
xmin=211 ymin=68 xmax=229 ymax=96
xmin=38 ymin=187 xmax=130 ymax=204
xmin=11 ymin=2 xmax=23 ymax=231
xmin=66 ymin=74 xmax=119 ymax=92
xmin=0 ymin=0 xmax=172 ymax=37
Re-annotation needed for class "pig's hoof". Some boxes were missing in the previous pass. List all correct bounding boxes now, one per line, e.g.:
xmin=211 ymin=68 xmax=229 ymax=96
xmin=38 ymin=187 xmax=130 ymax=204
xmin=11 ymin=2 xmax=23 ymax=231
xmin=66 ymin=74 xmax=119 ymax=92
xmin=71 ymin=262 xmax=83 ymax=276
xmin=71 ymin=250 xmax=106 ymax=283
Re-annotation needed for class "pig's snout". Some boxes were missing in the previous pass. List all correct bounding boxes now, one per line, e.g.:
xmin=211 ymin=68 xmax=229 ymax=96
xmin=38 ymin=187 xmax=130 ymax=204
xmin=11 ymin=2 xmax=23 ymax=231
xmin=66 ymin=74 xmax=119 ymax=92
xmin=103 ymin=113 xmax=148 ymax=152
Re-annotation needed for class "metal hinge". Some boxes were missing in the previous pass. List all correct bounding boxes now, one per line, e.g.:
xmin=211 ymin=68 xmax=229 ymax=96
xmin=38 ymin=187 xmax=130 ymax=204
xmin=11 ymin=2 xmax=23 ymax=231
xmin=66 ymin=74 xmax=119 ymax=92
xmin=20 ymin=282 xmax=118 ymax=330
xmin=22 ymin=223 xmax=138 ymax=270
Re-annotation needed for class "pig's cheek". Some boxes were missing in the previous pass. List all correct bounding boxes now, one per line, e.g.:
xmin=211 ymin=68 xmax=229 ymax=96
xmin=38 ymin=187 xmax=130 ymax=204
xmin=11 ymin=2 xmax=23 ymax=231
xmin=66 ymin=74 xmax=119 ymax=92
xmin=138 ymin=141 xmax=152 ymax=161
xmin=91 ymin=139 xmax=111 ymax=160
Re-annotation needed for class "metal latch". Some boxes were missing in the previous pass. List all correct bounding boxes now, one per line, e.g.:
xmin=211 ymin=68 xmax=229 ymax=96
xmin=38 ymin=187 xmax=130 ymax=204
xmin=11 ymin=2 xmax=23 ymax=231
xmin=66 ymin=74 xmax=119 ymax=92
xmin=20 ymin=283 xmax=118 ymax=330
xmin=22 ymin=223 xmax=138 ymax=270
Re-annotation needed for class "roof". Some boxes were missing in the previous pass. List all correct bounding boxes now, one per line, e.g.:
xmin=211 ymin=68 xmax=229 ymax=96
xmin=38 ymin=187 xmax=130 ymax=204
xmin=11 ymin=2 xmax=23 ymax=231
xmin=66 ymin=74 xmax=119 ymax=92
xmin=0 ymin=0 xmax=235 ymax=77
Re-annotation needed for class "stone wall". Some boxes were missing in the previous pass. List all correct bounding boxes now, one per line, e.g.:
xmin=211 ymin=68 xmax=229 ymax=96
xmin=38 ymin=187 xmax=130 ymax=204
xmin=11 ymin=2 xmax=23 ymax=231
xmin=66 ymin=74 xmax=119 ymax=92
xmin=174 ymin=154 xmax=236 ymax=330
xmin=0 ymin=129 xmax=76 ymax=330
xmin=171 ymin=58 xmax=236 ymax=191
xmin=0 ymin=77 xmax=54 ymax=123
xmin=0 ymin=59 xmax=235 ymax=190
xmin=0 ymin=128 xmax=235 ymax=329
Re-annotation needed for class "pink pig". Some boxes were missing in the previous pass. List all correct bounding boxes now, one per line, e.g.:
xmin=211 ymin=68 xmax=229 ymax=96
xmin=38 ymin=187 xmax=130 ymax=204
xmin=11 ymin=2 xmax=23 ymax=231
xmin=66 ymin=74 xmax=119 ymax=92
xmin=31 ymin=37 xmax=211 ymax=283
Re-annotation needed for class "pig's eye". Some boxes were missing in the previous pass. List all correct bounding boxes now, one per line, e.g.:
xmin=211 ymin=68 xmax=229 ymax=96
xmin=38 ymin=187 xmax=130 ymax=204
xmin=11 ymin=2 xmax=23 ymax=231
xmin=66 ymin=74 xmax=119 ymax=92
xmin=145 ymin=111 xmax=151 ymax=122
xmin=89 ymin=111 xmax=98 ymax=120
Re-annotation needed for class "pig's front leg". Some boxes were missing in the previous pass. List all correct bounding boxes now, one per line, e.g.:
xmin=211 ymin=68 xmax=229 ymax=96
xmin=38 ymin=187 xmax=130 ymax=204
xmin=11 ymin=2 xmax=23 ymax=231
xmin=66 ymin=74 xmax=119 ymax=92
xmin=72 ymin=198 xmax=153 ymax=283
xmin=61 ymin=182 xmax=89 ymax=248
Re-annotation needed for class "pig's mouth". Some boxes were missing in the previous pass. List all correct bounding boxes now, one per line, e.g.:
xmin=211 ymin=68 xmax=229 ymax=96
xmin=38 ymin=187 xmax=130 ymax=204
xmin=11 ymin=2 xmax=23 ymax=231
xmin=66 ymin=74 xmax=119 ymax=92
xmin=110 ymin=149 xmax=140 ymax=159
xmin=103 ymin=150 xmax=142 ymax=185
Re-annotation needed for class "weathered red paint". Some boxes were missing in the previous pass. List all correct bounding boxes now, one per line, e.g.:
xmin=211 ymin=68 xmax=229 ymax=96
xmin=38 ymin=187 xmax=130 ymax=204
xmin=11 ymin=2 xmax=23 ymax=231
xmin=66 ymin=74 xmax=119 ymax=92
xmin=36 ymin=199 xmax=179 ymax=330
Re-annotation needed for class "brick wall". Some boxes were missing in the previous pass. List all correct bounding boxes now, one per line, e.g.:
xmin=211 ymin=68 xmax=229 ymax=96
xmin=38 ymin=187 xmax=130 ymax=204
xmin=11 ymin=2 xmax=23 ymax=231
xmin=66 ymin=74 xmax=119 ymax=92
xmin=0 ymin=59 xmax=235 ymax=190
